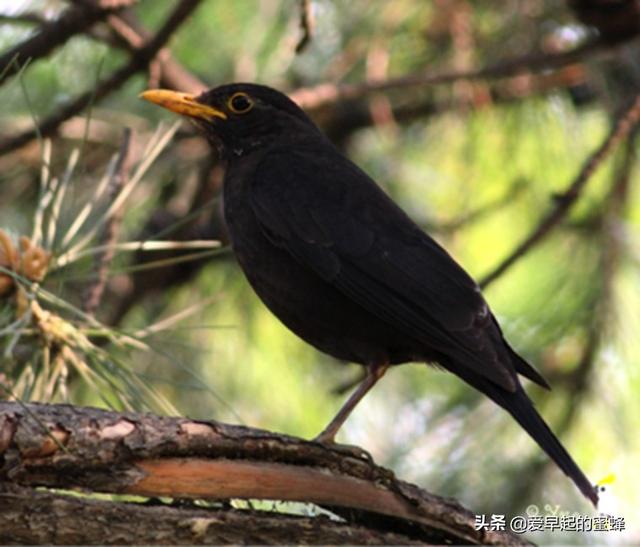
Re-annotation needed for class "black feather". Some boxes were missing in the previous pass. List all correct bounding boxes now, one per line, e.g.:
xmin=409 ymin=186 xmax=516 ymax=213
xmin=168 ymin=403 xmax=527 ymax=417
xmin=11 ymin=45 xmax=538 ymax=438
xmin=168 ymin=82 xmax=599 ymax=506
xmin=449 ymin=362 xmax=598 ymax=506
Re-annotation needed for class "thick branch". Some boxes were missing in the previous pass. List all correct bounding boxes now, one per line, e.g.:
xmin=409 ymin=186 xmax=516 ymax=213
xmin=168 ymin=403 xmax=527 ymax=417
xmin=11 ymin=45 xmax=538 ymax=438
xmin=0 ymin=483 xmax=425 ymax=545
xmin=0 ymin=402 xmax=528 ymax=545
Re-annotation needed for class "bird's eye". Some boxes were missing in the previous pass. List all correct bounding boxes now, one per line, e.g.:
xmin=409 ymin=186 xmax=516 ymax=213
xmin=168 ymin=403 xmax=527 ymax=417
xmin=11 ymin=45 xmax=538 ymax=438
xmin=228 ymin=92 xmax=254 ymax=114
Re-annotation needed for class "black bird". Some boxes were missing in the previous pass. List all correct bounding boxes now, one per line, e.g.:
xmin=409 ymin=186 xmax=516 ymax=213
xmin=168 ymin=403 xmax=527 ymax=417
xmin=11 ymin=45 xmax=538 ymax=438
xmin=141 ymin=83 xmax=598 ymax=506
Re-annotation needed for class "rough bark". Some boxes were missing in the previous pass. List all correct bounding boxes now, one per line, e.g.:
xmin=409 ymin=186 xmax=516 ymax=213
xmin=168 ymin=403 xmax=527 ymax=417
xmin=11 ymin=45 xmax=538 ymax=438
xmin=0 ymin=483 xmax=426 ymax=545
xmin=0 ymin=402 xmax=529 ymax=545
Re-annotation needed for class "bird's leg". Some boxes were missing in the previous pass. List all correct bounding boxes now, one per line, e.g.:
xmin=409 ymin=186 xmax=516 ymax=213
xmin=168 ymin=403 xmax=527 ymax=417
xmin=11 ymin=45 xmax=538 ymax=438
xmin=314 ymin=362 xmax=389 ymax=444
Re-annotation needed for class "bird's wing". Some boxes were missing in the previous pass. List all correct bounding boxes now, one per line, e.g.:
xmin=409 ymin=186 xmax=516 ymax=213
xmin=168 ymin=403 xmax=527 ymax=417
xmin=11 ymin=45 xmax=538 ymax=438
xmin=250 ymin=144 xmax=520 ymax=391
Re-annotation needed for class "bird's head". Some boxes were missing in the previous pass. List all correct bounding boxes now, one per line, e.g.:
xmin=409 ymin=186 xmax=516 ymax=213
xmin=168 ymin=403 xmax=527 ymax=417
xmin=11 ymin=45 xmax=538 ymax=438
xmin=140 ymin=83 xmax=318 ymax=157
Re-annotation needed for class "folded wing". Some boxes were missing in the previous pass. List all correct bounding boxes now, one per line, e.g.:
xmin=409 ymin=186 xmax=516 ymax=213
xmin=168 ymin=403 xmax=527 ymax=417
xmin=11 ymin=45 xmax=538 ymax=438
xmin=250 ymin=143 xmax=547 ymax=391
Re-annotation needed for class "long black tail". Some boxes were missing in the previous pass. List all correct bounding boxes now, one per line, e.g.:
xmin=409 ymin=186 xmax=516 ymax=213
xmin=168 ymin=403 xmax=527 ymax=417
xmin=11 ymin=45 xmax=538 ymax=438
xmin=489 ymin=383 xmax=598 ymax=506
xmin=450 ymin=364 xmax=599 ymax=506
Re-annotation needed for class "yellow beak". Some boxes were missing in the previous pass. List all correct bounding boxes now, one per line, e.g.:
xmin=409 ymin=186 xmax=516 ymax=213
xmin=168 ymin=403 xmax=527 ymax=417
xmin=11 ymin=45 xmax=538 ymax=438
xmin=139 ymin=89 xmax=227 ymax=121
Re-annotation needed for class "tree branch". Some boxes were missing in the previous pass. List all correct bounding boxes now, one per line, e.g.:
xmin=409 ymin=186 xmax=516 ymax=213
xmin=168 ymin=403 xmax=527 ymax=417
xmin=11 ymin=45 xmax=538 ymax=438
xmin=0 ymin=483 xmax=431 ymax=545
xmin=0 ymin=0 xmax=134 ymax=88
xmin=0 ymin=0 xmax=203 ymax=156
xmin=0 ymin=401 xmax=529 ymax=545
xmin=504 ymin=131 xmax=636 ymax=505
xmin=479 ymin=92 xmax=640 ymax=288
xmin=0 ymin=12 xmax=48 ymax=26
xmin=295 ymin=0 xmax=315 ymax=54
xmin=82 ymin=128 xmax=131 ymax=315
xmin=291 ymin=39 xmax=610 ymax=110
xmin=96 ymin=6 xmax=207 ymax=91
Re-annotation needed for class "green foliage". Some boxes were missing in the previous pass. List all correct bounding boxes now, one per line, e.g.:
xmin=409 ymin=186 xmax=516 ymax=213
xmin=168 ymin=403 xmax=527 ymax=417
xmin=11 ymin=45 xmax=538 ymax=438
xmin=1 ymin=1 xmax=638 ymax=543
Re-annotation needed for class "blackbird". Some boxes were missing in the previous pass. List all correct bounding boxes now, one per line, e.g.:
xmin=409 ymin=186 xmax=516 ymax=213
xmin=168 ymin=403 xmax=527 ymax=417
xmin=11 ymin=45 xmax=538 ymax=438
xmin=141 ymin=83 xmax=598 ymax=506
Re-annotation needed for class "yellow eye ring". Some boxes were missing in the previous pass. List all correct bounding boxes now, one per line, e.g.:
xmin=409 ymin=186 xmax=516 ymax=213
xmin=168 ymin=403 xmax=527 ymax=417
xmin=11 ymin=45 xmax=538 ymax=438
xmin=228 ymin=92 xmax=254 ymax=114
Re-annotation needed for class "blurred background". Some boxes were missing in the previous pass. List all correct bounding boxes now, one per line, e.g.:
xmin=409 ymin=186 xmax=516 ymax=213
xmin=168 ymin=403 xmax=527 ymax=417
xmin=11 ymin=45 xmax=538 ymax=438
xmin=0 ymin=0 xmax=639 ymax=543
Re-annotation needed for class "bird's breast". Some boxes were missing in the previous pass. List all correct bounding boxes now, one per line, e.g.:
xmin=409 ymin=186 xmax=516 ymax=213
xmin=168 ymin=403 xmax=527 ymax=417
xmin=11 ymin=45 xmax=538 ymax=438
xmin=221 ymin=159 xmax=423 ymax=366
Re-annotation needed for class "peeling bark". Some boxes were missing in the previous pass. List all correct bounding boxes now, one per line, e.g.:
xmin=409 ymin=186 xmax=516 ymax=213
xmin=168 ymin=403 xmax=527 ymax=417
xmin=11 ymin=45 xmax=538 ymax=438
xmin=0 ymin=402 xmax=529 ymax=545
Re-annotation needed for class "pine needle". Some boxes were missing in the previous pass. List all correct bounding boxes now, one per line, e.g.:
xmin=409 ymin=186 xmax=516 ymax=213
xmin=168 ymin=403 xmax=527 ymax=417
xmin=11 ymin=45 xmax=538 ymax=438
xmin=31 ymin=139 xmax=52 ymax=247
xmin=46 ymin=147 xmax=80 ymax=250
xmin=62 ymin=120 xmax=181 ymax=258
xmin=134 ymin=294 xmax=223 ymax=338
xmin=55 ymin=239 xmax=220 ymax=269
xmin=59 ymin=153 xmax=117 ymax=249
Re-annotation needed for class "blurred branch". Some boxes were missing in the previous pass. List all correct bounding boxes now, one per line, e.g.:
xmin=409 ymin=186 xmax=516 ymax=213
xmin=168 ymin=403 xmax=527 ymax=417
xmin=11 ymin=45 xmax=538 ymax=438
xmin=479 ymin=92 xmax=640 ymax=288
xmin=291 ymin=39 xmax=609 ymax=110
xmin=332 ymin=368 xmax=367 ymax=395
xmin=0 ymin=0 xmax=204 ymax=157
xmin=0 ymin=12 xmax=48 ymax=26
xmin=0 ymin=402 xmax=528 ymax=545
xmin=429 ymin=178 xmax=528 ymax=234
xmin=7 ymin=0 xmax=208 ymax=91
xmin=0 ymin=0 xmax=134 ymax=88
xmin=86 ymin=3 xmax=206 ymax=91
xmin=83 ymin=128 xmax=131 ymax=315
xmin=105 ymin=156 xmax=226 ymax=326
xmin=295 ymin=0 xmax=315 ymax=53
xmin=323 ymin=61 xmax=591 ymax=146
xmin=506 ymin=132 xmax=635 ymax=505
xmin=557 ymin=133 xmax=635 ymax=401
